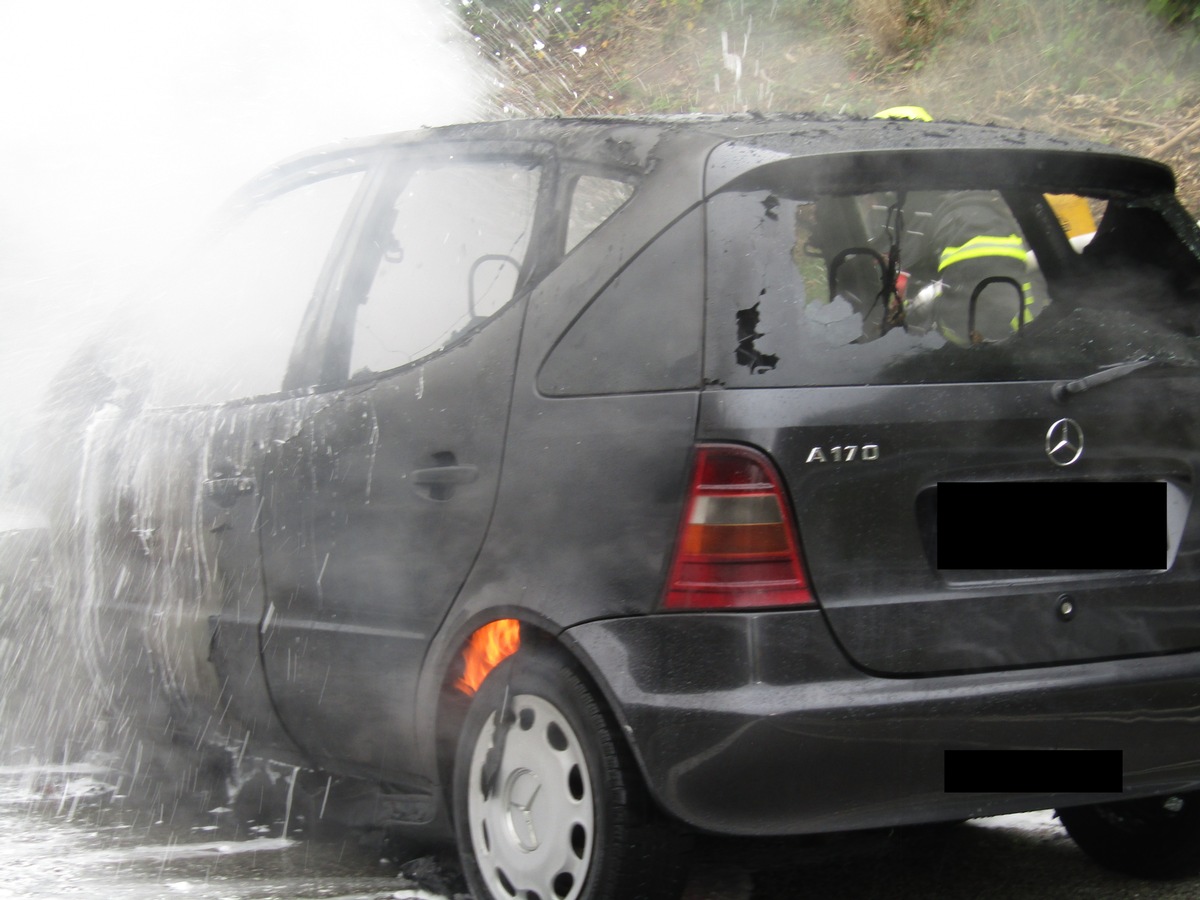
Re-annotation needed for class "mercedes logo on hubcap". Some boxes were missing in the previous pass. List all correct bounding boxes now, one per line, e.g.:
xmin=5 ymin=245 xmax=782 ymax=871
xmin=1046 ymin=418 xmax=1084 ymax=466
xmin=504 ymin=769 xmax=543 ymax=851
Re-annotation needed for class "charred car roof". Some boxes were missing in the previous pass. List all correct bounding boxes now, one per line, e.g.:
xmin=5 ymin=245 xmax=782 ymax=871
xmin=249 ymin=113 xmax=1174 ymax=205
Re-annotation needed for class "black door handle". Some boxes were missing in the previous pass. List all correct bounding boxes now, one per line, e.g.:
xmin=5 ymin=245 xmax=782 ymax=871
xmin=412 ymin=465 xmax=479 ymax=486
xmin=411 ymin=462 xmax=478 ymax=500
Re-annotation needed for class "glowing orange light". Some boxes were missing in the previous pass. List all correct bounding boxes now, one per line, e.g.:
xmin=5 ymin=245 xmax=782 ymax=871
xmin=455 ymin=619 xmax=521 ymax=696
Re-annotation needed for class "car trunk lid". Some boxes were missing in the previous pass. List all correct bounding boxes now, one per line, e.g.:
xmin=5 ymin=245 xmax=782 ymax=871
xmin=698 ymin=377 xmax=1200 ymax=675
xmin=700 ymin=143 xmax=1200 ymax=675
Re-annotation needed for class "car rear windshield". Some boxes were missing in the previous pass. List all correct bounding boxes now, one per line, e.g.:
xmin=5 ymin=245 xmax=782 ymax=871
xmin=705 ymin=150 xmax=1200 ymax=387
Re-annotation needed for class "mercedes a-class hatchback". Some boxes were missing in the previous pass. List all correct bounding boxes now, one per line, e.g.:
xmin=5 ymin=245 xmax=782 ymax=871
xmin=31 ymin=115 xmax=1200 ymax=899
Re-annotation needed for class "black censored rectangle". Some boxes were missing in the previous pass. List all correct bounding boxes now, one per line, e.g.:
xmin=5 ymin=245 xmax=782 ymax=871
xmin=944 ymin=750 xmax=1123 ymax=793
xmin=937 ymin=481 xmax=1165 ymax=570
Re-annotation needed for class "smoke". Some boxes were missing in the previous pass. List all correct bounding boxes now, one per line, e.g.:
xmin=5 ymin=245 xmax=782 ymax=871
xmin=0 ymin=0 xmax=495 ymax=776
xmin=0 ymin=0 xmax=492 ymax=453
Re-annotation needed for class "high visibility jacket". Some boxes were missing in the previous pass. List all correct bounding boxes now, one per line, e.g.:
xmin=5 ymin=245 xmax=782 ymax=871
xmin=925 ymin=193 xmax=1041 ymax=344
xmin=938 ymin=233 xmax=1036 ymax=338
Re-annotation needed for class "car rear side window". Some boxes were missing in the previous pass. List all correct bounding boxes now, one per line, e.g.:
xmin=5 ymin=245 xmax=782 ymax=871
xmin=566 ymin=175 xmax=635 ymax=253
xmin=345 ymin=160 xmax=540 ymax=380
xmin=706 ymin=184 xmax=1200 ymax=387
xmin=538 ymin=206 xmax=704 ymax=395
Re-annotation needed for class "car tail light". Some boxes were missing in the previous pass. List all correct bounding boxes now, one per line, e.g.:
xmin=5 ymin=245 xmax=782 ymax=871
xmin=663 ymin=444 xmax=815 ymax=610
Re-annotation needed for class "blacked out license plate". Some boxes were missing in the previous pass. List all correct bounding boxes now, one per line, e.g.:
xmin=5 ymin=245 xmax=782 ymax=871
xmin=937 ymin=481 xmax=1166 ymax=571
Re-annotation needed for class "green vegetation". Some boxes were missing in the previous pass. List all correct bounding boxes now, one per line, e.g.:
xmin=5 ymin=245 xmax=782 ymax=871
xmin=461 ymin=0 xmax=1200 ymax=52
xmin=460 ymin=0 xmax=1200 ymax=210
xmin=1148 ymin=0 xmax=1200 ymax=28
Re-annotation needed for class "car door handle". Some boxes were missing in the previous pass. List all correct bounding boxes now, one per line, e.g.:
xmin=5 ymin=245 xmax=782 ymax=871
xmin=411 ymin=462 xmax=478 ymax=501
xmin=411 ymin=465 xmax=478 ymax=486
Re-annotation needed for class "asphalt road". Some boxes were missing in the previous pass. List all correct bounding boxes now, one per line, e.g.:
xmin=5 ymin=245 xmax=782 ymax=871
xmin=686 ymin=812 xmax=1200 ymax=899
xmin=2 ymin=767 xmax=1198 ymax=900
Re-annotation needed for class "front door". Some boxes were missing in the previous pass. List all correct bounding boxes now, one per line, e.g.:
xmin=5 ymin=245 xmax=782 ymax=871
xmin=258 ymin=148 xmax=546 ymax=783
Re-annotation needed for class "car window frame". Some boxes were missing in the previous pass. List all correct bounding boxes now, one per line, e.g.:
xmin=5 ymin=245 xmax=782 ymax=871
xmin=81 ymin=150 xmax=384 ymax=410
xmin=292 ymin=140 xmax=560 ymax=392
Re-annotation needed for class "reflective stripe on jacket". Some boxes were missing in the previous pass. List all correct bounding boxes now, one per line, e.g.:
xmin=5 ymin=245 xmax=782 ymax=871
xmin=939 ymin=233 xmax=1026 ymax=270
xmin=938 ymin=233 xmax=1035 ymax=337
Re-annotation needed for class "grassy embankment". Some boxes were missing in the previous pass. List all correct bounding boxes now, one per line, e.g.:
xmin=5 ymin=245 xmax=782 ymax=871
xmin=465 ymin=0 xmax=1200 ymax=211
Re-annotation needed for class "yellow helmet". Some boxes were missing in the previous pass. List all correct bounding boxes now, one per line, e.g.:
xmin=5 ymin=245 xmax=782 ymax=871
xmin=872 ymin=106 xmax=933 ymax=122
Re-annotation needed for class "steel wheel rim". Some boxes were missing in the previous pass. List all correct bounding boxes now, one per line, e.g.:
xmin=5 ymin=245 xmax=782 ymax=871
xmin=467 ymin=693 xmax=595 ymax=900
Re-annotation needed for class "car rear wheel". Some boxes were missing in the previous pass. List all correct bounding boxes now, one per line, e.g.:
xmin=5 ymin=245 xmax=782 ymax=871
xmin=452 ymin=652 xmax=686 ymax=900
xmin=1057 ymin=791 xmax=1200 ymax=879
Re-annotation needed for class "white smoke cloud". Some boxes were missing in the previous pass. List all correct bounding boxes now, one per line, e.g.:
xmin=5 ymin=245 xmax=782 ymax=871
xmin=0 ymin=0 xmax=491 ymax=438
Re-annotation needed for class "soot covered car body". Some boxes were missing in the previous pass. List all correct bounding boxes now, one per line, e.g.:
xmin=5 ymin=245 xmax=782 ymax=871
xmin=36 ymin=115 xmax=1200 ymax=897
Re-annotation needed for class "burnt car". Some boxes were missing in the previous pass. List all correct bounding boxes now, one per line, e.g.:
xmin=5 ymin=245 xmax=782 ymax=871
xmin=25 ymin=115 xmax=1200 ymax=898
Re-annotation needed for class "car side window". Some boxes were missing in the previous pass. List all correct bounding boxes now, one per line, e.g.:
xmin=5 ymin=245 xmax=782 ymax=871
xmin=122 ymin=169 xmax=367 ymax=408
xmin=345 ymin=160 xmax=540 ymax=380
xmin=565 ymin=175 xmax=635 ymax=253
xmin=539 ymin=206 xmax=704 ymax=395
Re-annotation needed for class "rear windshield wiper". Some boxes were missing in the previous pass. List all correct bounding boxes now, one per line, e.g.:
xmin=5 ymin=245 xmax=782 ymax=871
xmin=1052 ymin=355 xmax=1199 ymax=402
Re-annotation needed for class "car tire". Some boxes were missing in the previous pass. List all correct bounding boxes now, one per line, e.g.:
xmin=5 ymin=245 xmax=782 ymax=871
xmin=452 ymin=651 xmax=687 ymax=900
xmin=1057 ymin=791 xmax=1200 ymax=879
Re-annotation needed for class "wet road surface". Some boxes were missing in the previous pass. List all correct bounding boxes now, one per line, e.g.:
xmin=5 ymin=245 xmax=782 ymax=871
xmin=3 ymin=764 xmax=1200 ymax=899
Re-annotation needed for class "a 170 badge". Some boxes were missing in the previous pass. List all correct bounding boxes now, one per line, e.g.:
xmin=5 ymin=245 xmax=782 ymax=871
xmin=805 ymin=444 xmax=880 ymax=463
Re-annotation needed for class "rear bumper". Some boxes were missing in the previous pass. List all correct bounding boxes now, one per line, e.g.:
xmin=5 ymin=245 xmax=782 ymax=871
xmin=564 ymin=610 xmax=1200 ymax=836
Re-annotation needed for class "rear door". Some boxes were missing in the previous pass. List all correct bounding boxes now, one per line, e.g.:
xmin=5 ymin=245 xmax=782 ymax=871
xmin=701 ymin=149 xmax=1200 ymax=675
xmin=257 ymin=144 xmax=548 ymax=780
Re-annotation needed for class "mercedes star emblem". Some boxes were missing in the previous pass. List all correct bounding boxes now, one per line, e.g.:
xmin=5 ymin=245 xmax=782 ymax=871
xmin=1045 ymin=418 xmax=1084 ymax=466
xmin=505 ymin=769 xmax=542 ymax=851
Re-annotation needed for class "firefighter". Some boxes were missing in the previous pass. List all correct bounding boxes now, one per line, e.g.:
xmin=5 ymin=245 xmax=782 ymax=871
xmin=924 ymin=190 xmax=1042 ymax=344
xmin=871 ymin=106 xmax=1042 ymax=343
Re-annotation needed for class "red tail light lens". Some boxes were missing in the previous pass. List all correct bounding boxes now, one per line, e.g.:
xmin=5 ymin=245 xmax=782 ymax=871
xmin=664 ymin=444 xmax=815 ymax=610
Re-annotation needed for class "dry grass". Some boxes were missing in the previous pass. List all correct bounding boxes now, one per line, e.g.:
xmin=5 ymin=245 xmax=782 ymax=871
xmin=478 ymin=0 xmax=1200 ymax=212
xmin=852 ymin=0 xmax=957 ymax=61
xmin=985 ymin=86 xmax=1200 ymax=212
xmin=854 ymin=0 xmax=910 ymax=57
